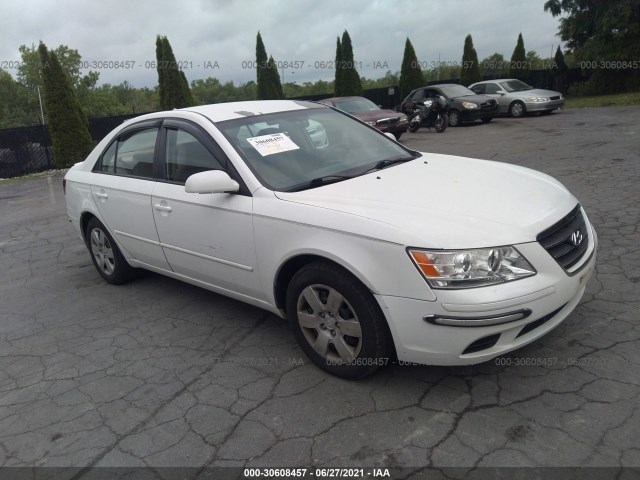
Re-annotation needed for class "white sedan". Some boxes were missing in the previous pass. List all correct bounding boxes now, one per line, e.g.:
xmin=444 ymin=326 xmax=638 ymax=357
xmin=64 ymin=100 xmax=597 ymax=378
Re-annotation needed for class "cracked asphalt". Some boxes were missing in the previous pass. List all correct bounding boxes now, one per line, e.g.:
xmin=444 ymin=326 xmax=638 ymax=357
xmin=0 ymin=106 xmax=639 ymax=471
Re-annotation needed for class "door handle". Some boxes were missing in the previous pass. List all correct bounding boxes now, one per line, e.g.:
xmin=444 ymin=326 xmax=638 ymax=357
xmin=95 ymin=192 xmax=108 ymax=199
xmin=154 ymin=204 xmax=172 ymax=212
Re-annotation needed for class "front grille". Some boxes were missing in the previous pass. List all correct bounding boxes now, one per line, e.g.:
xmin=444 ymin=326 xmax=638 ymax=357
xmin=537 ymin=205 xmax=589 ymax=271
xmin=462 ymin=333 xmax=501 ymax=354
xmin=515 ymin=304 xmax=565 ymax=338
xmin=550 ymin=96 xmax=561 ymax=100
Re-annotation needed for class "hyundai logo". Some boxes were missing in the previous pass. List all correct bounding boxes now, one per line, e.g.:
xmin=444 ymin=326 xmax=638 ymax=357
xmin=570 ymin=229 xmax=584 ymax=246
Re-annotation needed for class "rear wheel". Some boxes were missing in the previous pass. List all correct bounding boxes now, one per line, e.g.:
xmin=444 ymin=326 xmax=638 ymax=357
xmin=85 ymin=218 xmax=135 ymax=285
xmin=435 ymin=113 xmax=448 ymax=133
xmin=448 ymin=109 xmax=461 ymax=127
xmin=286 ymin=261 xmax=390 ymax=379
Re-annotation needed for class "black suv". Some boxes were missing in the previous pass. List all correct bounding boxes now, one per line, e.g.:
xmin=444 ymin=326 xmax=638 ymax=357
xmin=401 ymin=84 xmax=499 ymax=127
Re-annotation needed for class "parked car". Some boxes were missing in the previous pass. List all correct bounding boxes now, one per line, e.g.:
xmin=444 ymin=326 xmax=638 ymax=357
xmin=318 ymin=96 xmax=409 ymax=139
xmin=401 ymin=84 xmax=499 ymax=127
xmin=64 ymin=100 xmax=597 ymax=379
xmin=469 ymin=79 xmax=564 ymax=117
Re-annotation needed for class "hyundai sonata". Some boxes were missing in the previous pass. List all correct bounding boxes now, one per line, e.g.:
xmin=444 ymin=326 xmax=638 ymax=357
xmin=64 ymin=100 xmax=597 ymax=378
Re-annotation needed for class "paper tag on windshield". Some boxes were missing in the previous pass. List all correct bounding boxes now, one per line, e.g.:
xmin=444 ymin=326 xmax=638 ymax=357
xmin=246 ymin=133 xmax=299 ymax=156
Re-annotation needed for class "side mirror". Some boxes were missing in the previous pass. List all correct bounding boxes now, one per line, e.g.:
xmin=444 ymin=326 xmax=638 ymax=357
xmin=185 ymin=170 xmax=239 ymax=194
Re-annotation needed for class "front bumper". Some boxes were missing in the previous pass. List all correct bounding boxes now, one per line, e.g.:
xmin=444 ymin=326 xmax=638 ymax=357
xmin=376 ymin=223 xmax=597 ymax=366
xmin=461 ymin=107 xmax=499 ymax=122
xmin=376 ymin=121 xmax=409 ymax=135
xmin=525 ymin=99 xmax=565 ymax=113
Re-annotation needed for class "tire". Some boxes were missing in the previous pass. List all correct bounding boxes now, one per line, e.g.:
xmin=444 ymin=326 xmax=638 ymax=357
xmin=435 ymin=113 xmax=448 ymax=133
xmin=85 ymin=217 xmax=135 ymax=285
xmin=393 ymin=132 xmax=403 ymax=140
xmin=286 ymin=261 xmax=391 ymax=379
xmin=509 ymin=101 xmax=526 ymax=118
xmin=448 ymin=109 xmax=461 ymax=127
xmin=408 ymin=120 xmax=421 ymax=133
xmin=481 ymin=118 xmax=493 ymax=123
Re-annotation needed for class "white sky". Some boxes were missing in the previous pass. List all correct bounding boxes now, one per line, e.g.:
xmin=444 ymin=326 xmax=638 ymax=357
xmin=0 ymin=0 xmax=563 ymax=87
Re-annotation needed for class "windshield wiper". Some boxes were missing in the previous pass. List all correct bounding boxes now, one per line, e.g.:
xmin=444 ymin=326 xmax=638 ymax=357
xmin=287 ymin=175 xmax=354 ymax=192
xmin=360 ymin=156 xmax=413 ymax=174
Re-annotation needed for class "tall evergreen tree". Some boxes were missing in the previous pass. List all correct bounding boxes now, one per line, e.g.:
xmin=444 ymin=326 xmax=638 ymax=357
xmin=460 ymin=34 xmax=482 ymax=86
xmin=38 ymin=43 xmax=94 ymax=168
xmin=339 ymin=30 xmax=363 ymax=96
xmin=509 ymin=33 xmax=529 ymax=81
xmin=265 ymin=55 xmax=284 ymax=99
xmin=156 ymin=36 xmax=192 ymax=109
xmin=256 ymin=32 xmax=269 ymax=99
xmin=399 ymin=38 xmax=424 ymax=98
xmin=334 ymin=37 xmax=344 ymax=96
xmin=552 ymin=46 xmax=568 ymax=93
xmin=155 ymin=36 xmax=168 ymax=109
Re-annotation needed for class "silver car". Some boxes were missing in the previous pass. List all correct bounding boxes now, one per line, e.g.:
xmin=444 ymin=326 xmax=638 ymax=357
xmin=469 ymin=79 xmax=564 ymax=118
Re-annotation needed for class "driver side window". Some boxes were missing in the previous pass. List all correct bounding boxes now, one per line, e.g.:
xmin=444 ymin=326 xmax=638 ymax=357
xmin=485 ymin=83 xmax=501 ymax=94
xmin=165 ymin=129 xmax=223 ymax=184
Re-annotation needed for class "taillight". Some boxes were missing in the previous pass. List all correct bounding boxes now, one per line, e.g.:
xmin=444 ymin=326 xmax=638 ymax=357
xmin=63 ymin=178 xmax=66 ymax=195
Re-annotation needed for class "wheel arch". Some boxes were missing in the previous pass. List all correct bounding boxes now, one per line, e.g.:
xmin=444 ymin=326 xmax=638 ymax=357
xmin=274 ymin=252 xmax=398 ymax=359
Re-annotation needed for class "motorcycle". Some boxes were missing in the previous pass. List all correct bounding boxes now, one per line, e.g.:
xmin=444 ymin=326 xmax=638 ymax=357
xmin=405 ymin=95 xmax=449 ymax=133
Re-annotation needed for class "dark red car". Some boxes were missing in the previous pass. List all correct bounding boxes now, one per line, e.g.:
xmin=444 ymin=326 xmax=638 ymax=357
xmin=319 ymin=96 xmax=409 ymax=139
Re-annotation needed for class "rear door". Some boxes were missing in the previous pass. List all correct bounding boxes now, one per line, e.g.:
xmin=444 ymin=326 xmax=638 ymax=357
xmin=90 ymin=121 xmax=171 ymax=269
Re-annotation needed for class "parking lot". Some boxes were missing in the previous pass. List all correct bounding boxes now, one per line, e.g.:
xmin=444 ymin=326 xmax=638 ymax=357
xmin=1 ymin=106 xmax=639 ymax=471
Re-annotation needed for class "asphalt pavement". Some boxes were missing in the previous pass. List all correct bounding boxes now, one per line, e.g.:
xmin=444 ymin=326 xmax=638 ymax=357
xmin=0 ymin=106 xmax=639 ymax=474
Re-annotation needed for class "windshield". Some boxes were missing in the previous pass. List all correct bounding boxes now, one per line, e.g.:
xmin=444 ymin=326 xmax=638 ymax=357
xmin=499 ymin=80 xmax=533 ymax=92
xmin=333 ymin=98 xmax=379 ymax=113
xmin=438 ymin=84 xmax=476 ymax=98
xmin=218 ymin=107 xmax=418 ymax=191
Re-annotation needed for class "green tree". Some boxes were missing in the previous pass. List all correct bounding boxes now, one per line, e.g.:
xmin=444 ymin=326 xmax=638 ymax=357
xmin=509 ymin=33 xmax=529 ymax=81
xmin=256 ymin=32 xmax=269 ymax=99
xmin=481 ymin=52 xmax=507 ymax=77
xmin=334 ymin=36 xmax=344 ymax=96
xmin=552 ymin=46 xmax=568 ymax=93
xmin=339 ymin=30 xmax=363 ymax=96
xmin=38 ymin=43 xmax=94 ymax=168
xmin=155 ymin=36 xmax=192 ymax=109
xmin=544 ymin=0 xmax=640 ymax=94
xmin=399 ymin=38 xmax=424 ymax=98
xmin=460 ymin=34 xmax=482 ymax=85
xmin=255 ymin=33 xmax=283 ymax=100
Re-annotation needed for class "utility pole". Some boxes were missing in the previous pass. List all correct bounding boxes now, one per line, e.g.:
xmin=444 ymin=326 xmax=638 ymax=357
xmin=37 ymin=85 xmax=45 ymax=125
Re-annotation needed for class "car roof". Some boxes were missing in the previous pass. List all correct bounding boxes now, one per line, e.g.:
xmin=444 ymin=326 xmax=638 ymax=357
xmin=320 ymin=96 xmax=369 ymax=102
xmin=472 ymin=79 xmax=517 ymax=85
xmin=128 ymin=100 xmax=325 ymax=125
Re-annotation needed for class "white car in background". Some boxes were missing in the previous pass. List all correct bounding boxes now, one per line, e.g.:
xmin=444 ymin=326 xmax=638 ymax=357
xmin=64 ymin=100 xmax=596 ymax=378
xmin=469 ymin=79 xmax=565 ymax=117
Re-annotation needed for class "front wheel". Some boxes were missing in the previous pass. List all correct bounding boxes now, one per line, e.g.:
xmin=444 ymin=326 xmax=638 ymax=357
xmin=408 ymin=118 xmax=421 ymax=133
xmin=286 ymin=262 xmax=391 ymax=379
xmin=509 ymin=101 xmax=526 ymax=118
xmin=448 ymin=109 xmax=461 ymax=127
xmin=393 ymin=132 xmax=403 ymax=140
xmin=85 ymin=217 xmax=135 ymax=285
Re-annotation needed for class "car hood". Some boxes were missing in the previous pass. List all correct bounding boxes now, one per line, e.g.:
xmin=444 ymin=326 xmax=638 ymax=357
xmin=274 ymin=154 xmax=578 ymax=249
xmin=351 ymin=110 xmax=406 ymax=122
xmin=450 ymin=93 xmax=494 ymax=104
xmin=516 ymin=88 xmax=562 ymax=98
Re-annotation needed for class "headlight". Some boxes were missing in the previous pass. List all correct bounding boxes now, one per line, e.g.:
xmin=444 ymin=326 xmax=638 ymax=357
xmin=366 ymin=121 xmax=377 ymax=126
xmin=408 ymin=246 xmax=536 ymax=289
xmin=527 ymin=96 xmax=550 ymax=102
xmin=399 ymin=116 xmax=408 ymax=122
xmin=461 ymin=101 xmax=478 ymax=109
